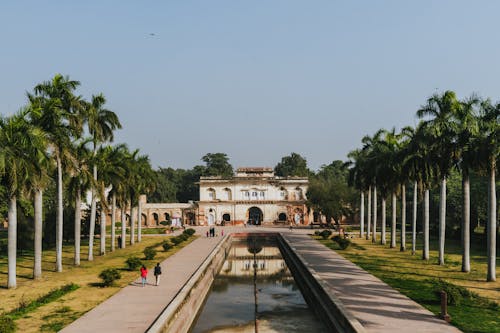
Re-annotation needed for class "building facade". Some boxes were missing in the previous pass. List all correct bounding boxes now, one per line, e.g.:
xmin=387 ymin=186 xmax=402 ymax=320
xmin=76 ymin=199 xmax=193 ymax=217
xmin=196 ymin=167 xmax=311 ymax=226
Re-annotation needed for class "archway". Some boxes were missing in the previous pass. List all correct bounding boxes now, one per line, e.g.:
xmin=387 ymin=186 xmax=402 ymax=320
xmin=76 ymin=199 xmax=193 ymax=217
xmin=207 ymin=208 xmax=215 ymax=225
xmin=278 ymin=212 xmax=287 ymax=222
xmin=222 ymin=213 xmax=231 ymax=225
xmin=186 ymin=212 xmax=195 ymax=225
xmin=142 ymin=213 xmax=147 ymax=226
xmin=153 ymin=213 xmax=159 ymax=226
xmin=248 ymin=207 xmax=263 ymax=225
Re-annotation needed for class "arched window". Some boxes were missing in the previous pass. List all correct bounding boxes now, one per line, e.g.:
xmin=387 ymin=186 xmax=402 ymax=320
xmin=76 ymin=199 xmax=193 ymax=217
xmin=278 ymin=213 xmax=287 ymax=221
xmin=207 ymin=188 xmax=216 ymax=200
xmin=295 ymin=187 xmax=303 ymax=200
xmin=223 ymin=188 xmax=232 ymax=200
xmin=279 ymin=187 xmax=288 ymax=200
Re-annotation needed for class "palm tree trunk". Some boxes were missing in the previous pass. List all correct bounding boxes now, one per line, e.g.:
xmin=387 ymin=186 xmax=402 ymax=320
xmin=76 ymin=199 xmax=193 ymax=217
xmin=487 ymin=163 xmax=497 ymax=282
xmin=423 ymin=188 xmax=430 ymax=260
xmin=360 ymin=191 xmax=365 ymax=238
xmin=130 ymin=202 xmax=135 ymax=245
xmin=74 ymin=189 xmax=82 ymax=265
xmin=412 ymin=182 xmax=417 ymax=255
xmin=438 ymin=177 xmax=447 ymax=265
xmin=367 ymin=186 xmax=371 ymax=240
xmin=372 ymin=186 xmax=377 ymax=243
xmin=33 ymin=189 xmax=43 ymax=279
xmin=100 ymin=205 xmax=106 ymax=255
xmin=121 ymin=207 xmax=126 ymax=249
xmin=111 ymin=194 xmax=116 ymax=252
xmin=8 ymin=195 xmax=17 ymax=289
xmin=56 ymin=155 xmax=63 ymax=272
xmin=400 ymin=184 xmax=406 ymax=252
xmin=381 ymin=197 xmax=386 ymax=245
xmin=391 ymin=192 xmax=397 ymax=248
xmin=88 ymin=164 xmax=97 ymax=261
xmin=137 ymin=200 xmax=142 ymax=242
xmin=461 ymin=171 xmax=470 ymax=272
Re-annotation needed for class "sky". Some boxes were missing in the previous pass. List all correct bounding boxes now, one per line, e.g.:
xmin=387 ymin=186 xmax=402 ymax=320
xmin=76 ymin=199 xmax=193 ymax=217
xmin=1 ymin=1 xmax=500 ymax=172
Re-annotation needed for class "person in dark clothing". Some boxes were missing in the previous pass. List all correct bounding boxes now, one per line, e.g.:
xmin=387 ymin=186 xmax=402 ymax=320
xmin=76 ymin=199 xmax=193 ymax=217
xmin=154 ymin=263 xmax=162 ymax=286
xmin=118 ymin=235 xmax=122 ymax=248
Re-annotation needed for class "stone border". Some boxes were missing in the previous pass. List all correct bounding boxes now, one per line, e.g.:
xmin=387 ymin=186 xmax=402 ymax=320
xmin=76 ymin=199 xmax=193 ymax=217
xmin=278 ymin=234 xmax=366 ymax=333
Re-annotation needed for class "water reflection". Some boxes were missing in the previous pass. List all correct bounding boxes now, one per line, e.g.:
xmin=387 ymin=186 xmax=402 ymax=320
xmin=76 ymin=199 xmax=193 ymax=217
xmin=190 ymin=238 xmax=328 ymax=333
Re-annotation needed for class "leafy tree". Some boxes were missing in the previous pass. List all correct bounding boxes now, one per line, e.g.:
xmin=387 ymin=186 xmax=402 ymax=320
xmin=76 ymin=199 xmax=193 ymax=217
xmin=201 ymin=153 xmax=233 ymax=178
xmin=274 ymin=152 xmax=310 ymax=177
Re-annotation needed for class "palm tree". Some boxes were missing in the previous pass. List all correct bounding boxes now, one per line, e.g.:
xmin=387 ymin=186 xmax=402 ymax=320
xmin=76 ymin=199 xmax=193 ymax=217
xmin=134 ymin=155 xmax=155 ymax=242
xmin=30 ymin=74 xmax=83 ymax=272
xmin=0 ymin=109 xmax=46 ymax=288
xmin=454 ymin=96 xmax=481 ymax=272
xmin=85 ymin=93 xmax=121 ymax=261
xmin=477 ymin=100 xmax=499 ymax=281
xmin=417 ymin=91 xmax=460 ymax=265
xmin=67 ymin=139 xmax=94 ymax=265
xmin=347 ymin=149 xmax=369 ymax=239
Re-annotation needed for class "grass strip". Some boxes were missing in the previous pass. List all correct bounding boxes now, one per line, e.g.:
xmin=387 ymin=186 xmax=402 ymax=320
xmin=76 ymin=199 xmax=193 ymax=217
xmin=3 ymin=283 xmax=79 ymax=320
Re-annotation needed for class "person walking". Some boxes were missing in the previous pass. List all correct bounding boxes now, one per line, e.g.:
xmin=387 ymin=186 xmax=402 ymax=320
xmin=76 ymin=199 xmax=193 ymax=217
xmin=140 ymin=265 xmax=148 ymax=287
xmin=154 ymin=263 xmax=162 ymax=286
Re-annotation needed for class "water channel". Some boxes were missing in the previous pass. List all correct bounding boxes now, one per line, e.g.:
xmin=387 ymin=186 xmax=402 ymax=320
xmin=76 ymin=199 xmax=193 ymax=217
xmin=190 ymin=236 xmax=329 ymax=333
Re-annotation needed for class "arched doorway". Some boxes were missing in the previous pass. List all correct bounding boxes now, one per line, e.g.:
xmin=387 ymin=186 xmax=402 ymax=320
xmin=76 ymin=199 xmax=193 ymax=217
xmin=186 ymin=212 xmax=195 ymax=225
xmin=278 ymin=212 xmax=287 ymax=222
xmin=222 ymin=213 xmax=231 ymax=225
xmin=248 ymin=207 xmax=263 ymax=225
xmin=207 ymin=208 xmax=215 ymax=226
xmin=153 ymin=213 xmax=159 ymax=226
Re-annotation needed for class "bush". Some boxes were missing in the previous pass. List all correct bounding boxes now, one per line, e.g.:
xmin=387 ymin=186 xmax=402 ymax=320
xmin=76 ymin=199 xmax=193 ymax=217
xmin=332 ymin=235 xmax=351 ymax=250
xmin=171 ymin=236 xmax=184 ymax=245
xmin=431 ymin=279 xmax=474 ymax=305
xmin=144 ymin=247 xmax=157 ymax=260
xmin=160 ymin=221 xmax=170 ymax=226
xmin=0 ymin=316 xmax=16 ymax=333
xmin=314 ymin=230 xmax=321 ymax=236
xmin=183 ymin=228 xmax=196 ymax=236
xmin=162 ymin=241 xmax=172 ymax=251
xmin=179 ymin=233 xmax=189 ymax=241
xmin=99 ymin=268 xmax=121 ymax=287
xmin=319 ymin=229 xmax=332 ymax=239
xmin=126 ymin=256 xmax=142 ymax=271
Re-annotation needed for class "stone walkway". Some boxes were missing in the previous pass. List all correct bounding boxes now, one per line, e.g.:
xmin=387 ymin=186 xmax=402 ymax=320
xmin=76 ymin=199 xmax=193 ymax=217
xmin=61 ymin=226 xmax=462 ymax=333
xmin=60 ymin=230 xmax=221 ymax=333
xmin=282 ymin=231 xmax=462 ymax=333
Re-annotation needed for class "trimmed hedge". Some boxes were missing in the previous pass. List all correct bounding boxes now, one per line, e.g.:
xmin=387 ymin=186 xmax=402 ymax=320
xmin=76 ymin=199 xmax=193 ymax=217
xmin=144 ymin=247 xmax=157 ymax=260
xmin=332 ymin=235 xmax=351 ymax=250
xmin=125 ymin=256 xmax=142 ymax=271
xmin=99 ymin=268 xmax=121 ymax=287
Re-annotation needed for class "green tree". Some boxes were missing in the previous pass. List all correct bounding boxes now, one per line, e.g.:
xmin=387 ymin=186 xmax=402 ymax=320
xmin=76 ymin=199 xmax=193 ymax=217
xmin=201 ymin=153 xmax=233 ymax=178
xmin=274 ymin=152 xmax=310 ymax=177
xmin=0 ymin=109 xmax=46 ymax=288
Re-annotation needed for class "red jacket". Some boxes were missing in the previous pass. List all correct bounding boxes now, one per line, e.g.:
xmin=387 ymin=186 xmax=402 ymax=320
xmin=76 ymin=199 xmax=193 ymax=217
xmin=140 ymin=267 xmax=148 ymax=278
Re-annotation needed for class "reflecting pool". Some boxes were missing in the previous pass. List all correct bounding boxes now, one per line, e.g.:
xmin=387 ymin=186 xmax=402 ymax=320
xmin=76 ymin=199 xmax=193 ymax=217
xmin=190 ymin=237 xmax=328 ymax=333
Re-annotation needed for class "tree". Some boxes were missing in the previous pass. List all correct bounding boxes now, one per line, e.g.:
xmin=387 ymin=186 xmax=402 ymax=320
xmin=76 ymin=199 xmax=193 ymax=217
xmin=476 ymin=100 xmax=499 ymax=281
xmin=274 ymin=153 xmax=310 ymax=177
xmin=201 ymin=153 xmax=233 ymax=178
xmin=29 ymin=74 xmax=83 ymax=272
xmin=417 ymin=90 xmax=460 ymax=265
xmin=85 ymin=93 xmax=121 ymax=261
xmin=0 ymin=109 xmax=46 ymax=288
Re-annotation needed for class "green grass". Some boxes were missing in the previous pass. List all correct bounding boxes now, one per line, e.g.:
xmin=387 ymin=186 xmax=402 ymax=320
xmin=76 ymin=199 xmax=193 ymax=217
xmin=315 ymin=234 xmax=500 ymax=333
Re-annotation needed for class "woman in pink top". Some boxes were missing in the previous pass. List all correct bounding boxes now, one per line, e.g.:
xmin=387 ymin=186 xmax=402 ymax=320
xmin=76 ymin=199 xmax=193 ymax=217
xmin=140 ymin=265 xmax=148 ymax=287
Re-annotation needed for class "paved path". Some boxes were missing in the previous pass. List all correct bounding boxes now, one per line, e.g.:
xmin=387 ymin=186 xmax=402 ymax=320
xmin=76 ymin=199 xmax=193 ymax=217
xmin=282 ymin=232 xmax=462 ymax=333
xmin=61 ymin=226 xmax=462 ymax=333
xmin=61 ymin=232 xmax=221 ymax=333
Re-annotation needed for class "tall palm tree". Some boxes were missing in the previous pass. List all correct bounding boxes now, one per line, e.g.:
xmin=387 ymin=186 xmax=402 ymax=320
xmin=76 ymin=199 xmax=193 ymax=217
xmin=134 ymin=154 xmax=155 ymax=242
xmin=477 ymin=100 xmax=499 ymax=281
xmin=67 ymin=139 xmax=94 ymax=265
xmin=454 ymin=96 xmax=481 ymax=272
xmin=0 ymin=109 xmax=46 ymax=288
xmin=30 ymin=74 xmax=83 ymax=272
xmin=417 ymin=91 xmax=460 ymax=265
xmin=85 ymin=93 xmax=121 ymax=261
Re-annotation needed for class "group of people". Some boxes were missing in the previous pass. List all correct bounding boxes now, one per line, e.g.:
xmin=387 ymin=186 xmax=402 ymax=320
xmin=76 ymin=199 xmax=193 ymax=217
xmin=139 ymin=263 xmax=162 ymax=287
xmin=206 ymin=226 xmax=222 ymax=237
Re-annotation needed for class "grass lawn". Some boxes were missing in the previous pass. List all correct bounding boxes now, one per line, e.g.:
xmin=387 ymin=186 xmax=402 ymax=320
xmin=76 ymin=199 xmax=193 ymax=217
xmin=316 ymin=232 xmax=500 ymax=333
xmin=0 ymin=234 xmax=195 ymax=332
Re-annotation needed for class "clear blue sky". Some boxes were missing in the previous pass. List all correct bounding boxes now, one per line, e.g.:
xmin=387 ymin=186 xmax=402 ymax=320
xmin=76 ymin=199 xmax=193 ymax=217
xmin=1 ymin=1 xmax=499 ymax=171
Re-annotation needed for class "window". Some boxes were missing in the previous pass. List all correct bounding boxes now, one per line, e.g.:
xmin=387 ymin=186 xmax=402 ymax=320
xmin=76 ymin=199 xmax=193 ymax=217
xmin=259 ymin=191 xmax=265 ymax=199
xmin=208 ymin=191 xmax=214 ymax=199
xmin=280 ymin=191 xmax=285 ymax=198
xmin=252 ymin=191 xmax=258 ymax=198
xmin=244 ymin=191 xmax=250 ymax=199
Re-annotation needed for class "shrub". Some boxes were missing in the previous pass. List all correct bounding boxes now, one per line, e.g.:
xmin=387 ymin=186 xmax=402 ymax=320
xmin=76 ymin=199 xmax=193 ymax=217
xmin=179 ymin=233 xmax=189 ymax=241
xmin=171 ymin=236 xmax=184 ymax=245
xmin=183 ymin=228 xmax=196 ymax=236
xmin=162 ymin=241 xmax=172 ymax=251
xmin=0 ymin=316 xmax=16 ymax=333
xmin=319 ymin=229 xmax=332 ymax=239
xmin=160 ymin=220 xmax=170 ymax=226
xmin=332 ymin=235 xmax=351 ymax=250
xmin=431 ymin=279 xmax=474 ymax=305
xmin=126 ymin=256 xmax=142 ymax=271
xmin=314 ymin=230 xmax=321 ymax=236
xmin=144 ymin=247 xmax=157 ymax=260
xmin=99 ymin=268 xmax=121 ymax=287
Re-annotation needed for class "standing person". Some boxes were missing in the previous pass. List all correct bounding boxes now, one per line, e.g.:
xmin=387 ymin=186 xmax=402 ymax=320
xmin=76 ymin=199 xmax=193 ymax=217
xmin=154 ymin=263 xmax=162 ymax=286
xmin=140 ymin=265 xmax=148 ymax=287
xmin=117 ymin=235 xmax=122 ymax=249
